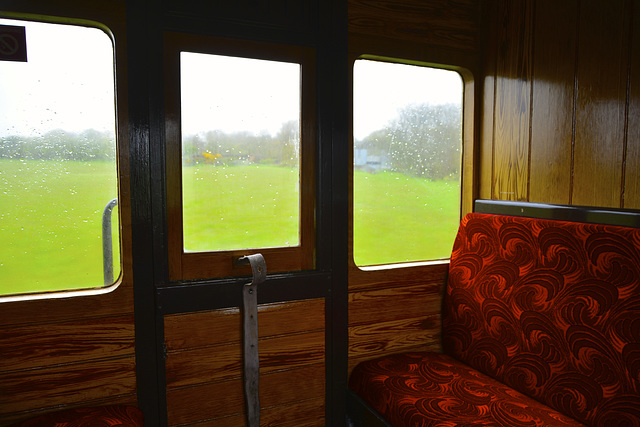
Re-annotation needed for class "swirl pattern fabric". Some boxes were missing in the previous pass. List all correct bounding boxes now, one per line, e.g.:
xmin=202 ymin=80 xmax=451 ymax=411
xmin=443 ymin=213 xmax=640 ymax=426
xmin=11 ymin=405 xmax=144 ymax=426
xmin=349 ymin=351 xmax=584 ymax=426
xmin=349 ymin=213 xmax=640 ymax=426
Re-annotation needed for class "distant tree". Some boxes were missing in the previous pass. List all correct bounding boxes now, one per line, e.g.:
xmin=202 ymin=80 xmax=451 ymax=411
xmin=356 ymin=103 xmax=461 ymax=180
xmin=275 ymin=120 xmax=299 ymax=167
xmin=0 ymin=129 xmax=115 ymax=161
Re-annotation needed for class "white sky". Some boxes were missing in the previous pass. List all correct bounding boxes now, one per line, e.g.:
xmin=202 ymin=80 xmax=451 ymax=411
xmin=181 ymin=52 xmax=300 ymax=137
xmin=0 ymin=18 xmax=463 ymax=141
xmin=353 ymin=60 xmax=463 ymax=140
xmin=0 ymin=18 xmax=115 ymax=137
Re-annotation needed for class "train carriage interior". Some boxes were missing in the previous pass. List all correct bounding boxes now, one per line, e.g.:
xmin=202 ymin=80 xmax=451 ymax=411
xmin=1 ymin=0 xmax=639 ymax=426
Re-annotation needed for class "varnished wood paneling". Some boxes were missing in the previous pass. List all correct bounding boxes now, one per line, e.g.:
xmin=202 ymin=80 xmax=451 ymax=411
xmin=349 ymin=315 xmax=441 ymax=373
xmin=165 ymin=331 xmax=325 ymax=389
xmin=492 ymin=0 xmax=533 ymax=201
xmin=167 ymin=364 xmax=324 ymax=425
xmin=186 ymin=397 xmax=325 ymax=427
xmin=0 ymin=316 xmax=134 ymax=373
xmin=348 ymin=281 xmax=444 ymax=371
xmin=349 ymin=282 xmax=442 ymax=326
xmin=482 ymin=0 xmax=638 ymax=210
xmin=529 ymin=0 xmax=577 ymax=204
xmin=625 ymin=3 xmax=640 ymax=209
xmin=348 ymin=0 xmax=480 ymax=52
xmin=479 ymin=1 xmax=497 ymax=201
xmin=0 ymin=356 xmax=137 ymax=415
xmin=573 ymin=0 xmax=630 ymax=207
xmin=164 ymin=299 xmax=324 ymax=351
xmin=164 ymin=298 xmax=325 ymax=425
xmin=0 ymin=394 xmax=138 ymax=427
xmin=348 ymin=261 xmax=448 ymax=291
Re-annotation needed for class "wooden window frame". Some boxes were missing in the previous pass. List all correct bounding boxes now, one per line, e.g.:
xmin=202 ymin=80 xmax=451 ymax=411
xmin=164 ymin=32 xmax=316 ymax=281
xmin=348 ymin=51 xmax=476 ymax=287
xmin=0 ymin=10 xmax=131 ymax=302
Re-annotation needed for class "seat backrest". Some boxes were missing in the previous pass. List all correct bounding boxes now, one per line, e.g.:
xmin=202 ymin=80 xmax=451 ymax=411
xmin=443 ymin=213 xmax=640 ymax=426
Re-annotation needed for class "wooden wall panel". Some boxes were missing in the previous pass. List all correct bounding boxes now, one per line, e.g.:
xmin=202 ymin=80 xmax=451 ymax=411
xmin=348 ymin=0 xmax=480 ymax=53
xmin=348 ymin=280 xmax=445 ymax=374
xmin=492 ymin=0 xmax=533 ymax=201
xmin=0 ymin=316 xmax=134 ymax=372
xmin=625 ymin=3 xmax=640 ymax=209
xmin=164 ymin=298 xmax=325 ymax=426
xmin=0 ymin=357 xmax=137 ymax=422
xmin=479 ymin=1 xmax=497 ymax=201
xmin=481 ymin=0 xmax=639 ymax=210
xmin=528 ymin=0 xmax=577 ymax=204
xmin=573 ymin=0 xmax=630 ymax=207
xmin=167 ymin=365 xmax=324 ymax=425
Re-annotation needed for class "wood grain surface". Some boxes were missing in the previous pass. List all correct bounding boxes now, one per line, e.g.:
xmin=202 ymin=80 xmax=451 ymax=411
xmin=164 ymin=298 xmax=325 ymax=426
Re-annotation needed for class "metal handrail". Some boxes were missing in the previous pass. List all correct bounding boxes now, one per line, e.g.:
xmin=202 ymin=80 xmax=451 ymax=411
xmin=102 ymin=198 xmax=118 ymax=286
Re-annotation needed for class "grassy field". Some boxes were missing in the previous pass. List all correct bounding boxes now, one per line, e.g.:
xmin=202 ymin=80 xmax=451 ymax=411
xmin=182 ymin=164 xmax=300 ymax=251
xmin=1 ymin=161 xmax=459 ymax=295
xmin=353 ymin=169 xmax=460 ymax=266
xmin=0 ymin=159 xmax=120 ymax=295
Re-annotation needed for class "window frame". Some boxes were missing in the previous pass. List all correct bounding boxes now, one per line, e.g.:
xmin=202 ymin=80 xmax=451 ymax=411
xmin=0 ymin=11 xmax=129 ymax=302
xmin=164 ymin=33 xmax=316 ymax=281
xmin=349 ymin=52 xmax=476 ymax=280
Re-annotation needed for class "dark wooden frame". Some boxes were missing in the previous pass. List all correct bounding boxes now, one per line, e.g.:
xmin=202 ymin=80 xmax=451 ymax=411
xmin=163 ymin=32 xmax=317 ymax=281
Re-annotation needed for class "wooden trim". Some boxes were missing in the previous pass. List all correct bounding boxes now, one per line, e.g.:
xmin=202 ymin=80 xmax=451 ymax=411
xmin=347 ymin=47 xmax=475 ymax=288
xmin=164 ymin=32 xmax=316 ymax=281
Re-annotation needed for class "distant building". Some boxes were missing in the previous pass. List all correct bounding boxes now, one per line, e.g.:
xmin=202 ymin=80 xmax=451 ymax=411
xmin=354 ymin=148 xmax=389 ymax=172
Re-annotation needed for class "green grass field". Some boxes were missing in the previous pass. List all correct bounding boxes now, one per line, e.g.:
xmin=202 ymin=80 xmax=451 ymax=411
xmin=1 ymin=161 xmax=459 ymax=295
xmin=353 ymin=169 xmax=460 ymax=266
xmin=0 ymin=159 xmax=120 ymax=295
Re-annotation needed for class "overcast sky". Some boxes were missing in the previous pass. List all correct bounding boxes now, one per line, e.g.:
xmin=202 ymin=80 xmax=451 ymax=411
xmin=0 ymin=18 xmax=115 ymax=138
xmin=0 ymin=18 xmax=462 ymax=141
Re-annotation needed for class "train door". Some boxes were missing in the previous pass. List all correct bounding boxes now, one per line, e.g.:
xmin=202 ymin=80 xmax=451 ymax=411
xmin=132 ymin=3 xmax=350 ymax=423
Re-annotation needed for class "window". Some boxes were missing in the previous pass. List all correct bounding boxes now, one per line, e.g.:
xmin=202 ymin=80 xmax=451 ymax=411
xmin=180 ymin=53 xmax=301 ymax=252
xmin=353 ymin=59 xmax=463 ymax=267
xmin=165 ymin=34 xmax=315 ymax=280
xmin=0 ymin=18 xmax=120 ymax=296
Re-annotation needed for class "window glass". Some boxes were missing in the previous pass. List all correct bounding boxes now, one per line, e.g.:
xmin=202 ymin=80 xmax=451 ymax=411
xmin=0 ymin=19 xmax=119 ymax=296
xmin=180 ymin=53 xmax=301 ymax=252
xmin=353 ymin=59 xmax=462 ymax=267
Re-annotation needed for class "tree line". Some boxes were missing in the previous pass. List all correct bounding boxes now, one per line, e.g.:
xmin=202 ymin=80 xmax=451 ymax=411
xmin=0 ymin=129 xmax=116 ymax=161
xmin=1 ymin=104 xmax=460 ymax=180
xmin=183 ymin=120 xmax=299 ymax=167
xmin=355 ymin=103 xmax=461 ymax=180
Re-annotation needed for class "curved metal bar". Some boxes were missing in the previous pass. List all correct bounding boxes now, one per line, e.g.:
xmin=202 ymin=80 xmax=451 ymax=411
xmin=102 ymin=198 xmax=119 ymax=286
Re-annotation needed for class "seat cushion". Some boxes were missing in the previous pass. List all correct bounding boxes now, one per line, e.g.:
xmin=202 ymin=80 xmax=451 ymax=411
xmin=10 ymin=405 xmax=144 ymax=426
xmin=349 ymin=352 xmax=584 ymax=426
xmin=443 ymin=213 xmax=640 ymax=425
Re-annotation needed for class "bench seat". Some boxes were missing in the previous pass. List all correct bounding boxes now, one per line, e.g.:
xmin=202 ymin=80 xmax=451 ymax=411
xmin=349 ymin=212 xmax=640 ymax=426
xmin=350 ymin=351 xmax=584 ymax=426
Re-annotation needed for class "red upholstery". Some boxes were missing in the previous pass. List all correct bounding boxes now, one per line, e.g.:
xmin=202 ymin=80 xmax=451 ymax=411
xmin=10 ymin=405 xmax=143 ymax=426
xmin=349 ymin=351 xmax=584 ymax=426
xmin=350 ymin=213 xmax=640 ymax=426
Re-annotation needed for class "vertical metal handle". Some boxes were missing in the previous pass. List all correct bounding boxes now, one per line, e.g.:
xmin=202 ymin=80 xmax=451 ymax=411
xmin=102 ymin=198 xmax=118 ymax=286
xmin=238 ymin=254 xmax=266 ymax=427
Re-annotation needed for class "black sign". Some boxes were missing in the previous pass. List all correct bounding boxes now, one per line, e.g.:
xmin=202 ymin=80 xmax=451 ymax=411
xmin=0 ymin=24 xmax=27 ymax=62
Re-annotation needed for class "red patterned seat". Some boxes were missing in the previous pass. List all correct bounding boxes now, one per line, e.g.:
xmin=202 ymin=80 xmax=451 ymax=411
xmin=350 ymin=213 xmax=640 ymax=426
xmin=10 ymin=405 xmax=144 ymax=426
xmin=349 ymin=351 xmax=583 ymax=426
